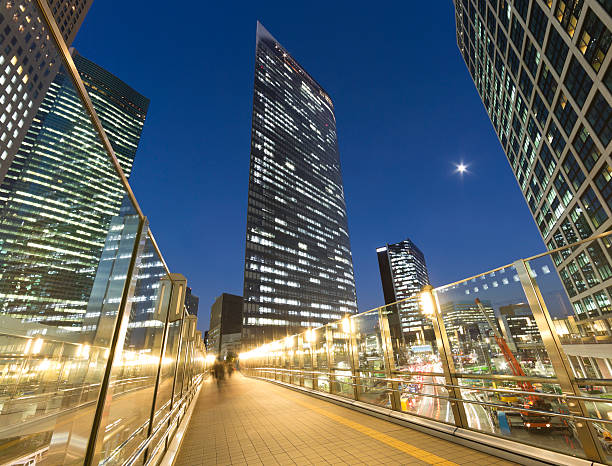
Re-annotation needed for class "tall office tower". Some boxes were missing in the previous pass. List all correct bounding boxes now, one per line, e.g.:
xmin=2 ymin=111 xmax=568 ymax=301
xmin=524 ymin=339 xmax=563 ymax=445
xmin=377 ymin=239 xmax=431 ymax=341
xmin=242 ymin=22 xmax=358 ymax=347
xmin=0 ymin=0 xmax=93 ymax=183
xmin=0 ymin=51 xmax=148 ymax=332
xmin=185 ymin=287 xmax=200 ymax=316
xmin=453 ymin=1 xmax=612 ymax=336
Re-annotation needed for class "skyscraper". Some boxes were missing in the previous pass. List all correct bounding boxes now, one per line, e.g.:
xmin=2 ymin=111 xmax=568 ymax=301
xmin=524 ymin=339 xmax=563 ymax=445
xmin=242 ymin=22 xmax=358 ymax=347
xmin=0 ymin=0 xmax=93 ymax=183
xmin=377 ymin=238 xmax=431 ymax=341
xmin=453 ymin=0 xmax=612 ymax=336
xmin=0 ymin=51 xmax=149 ymax=332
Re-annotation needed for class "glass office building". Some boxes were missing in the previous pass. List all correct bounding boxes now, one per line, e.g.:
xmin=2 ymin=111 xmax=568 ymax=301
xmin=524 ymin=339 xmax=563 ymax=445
xmin=0 ymin=50 xmax=149 ymax=335
xmin=453 ymin=0 xmax=612 ymax=336
xmin=242 ymin=22 xmax=358 ymax=347
xmin=0 ymin=0 xmax=92 ymax=183
xmin=377 ymin=239 xmax=431 ymax=341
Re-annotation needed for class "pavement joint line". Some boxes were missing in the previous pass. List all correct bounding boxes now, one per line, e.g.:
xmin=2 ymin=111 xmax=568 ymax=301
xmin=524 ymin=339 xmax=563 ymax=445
xmin=276 ymin=392 xmax=458 ymax=466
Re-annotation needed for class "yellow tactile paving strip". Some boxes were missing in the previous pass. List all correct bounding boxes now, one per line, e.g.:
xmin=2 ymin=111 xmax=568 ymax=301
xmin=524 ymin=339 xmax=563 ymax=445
xmin=174 ymin=374 xmax=518 ymax=465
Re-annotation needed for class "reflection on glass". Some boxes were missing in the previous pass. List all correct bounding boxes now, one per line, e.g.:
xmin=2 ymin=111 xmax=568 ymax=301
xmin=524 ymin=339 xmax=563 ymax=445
xmin=383 ymin=300 xmax=454 ymax=424
xmin=352 ymin=311 xmax=388 ymax=407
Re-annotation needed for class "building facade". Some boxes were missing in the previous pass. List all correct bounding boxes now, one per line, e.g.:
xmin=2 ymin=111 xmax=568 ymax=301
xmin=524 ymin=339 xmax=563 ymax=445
xmin=0 ymin=0 xmax=92 ymax=184
xmin=453 ymin=0 xmax=612 ymax=336
xmin=377 ymin=239 xmax=431 ymax=341
xmin=242 ymin=22 xmax=358 ymax=348
xmin=209 ymin=293 xmax=243 ymax=357
xmin=185 ymin=287 xmax=200 ymax=316
xmin=0 ymin=51 xmax=148 ymax=333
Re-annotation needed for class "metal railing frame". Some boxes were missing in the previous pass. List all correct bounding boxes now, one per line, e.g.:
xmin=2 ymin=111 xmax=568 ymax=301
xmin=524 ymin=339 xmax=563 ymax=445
xmin=243 ymin=250 xmax=612 ymax=464
xmin=18 ymin=2 xmax=207 ymax=465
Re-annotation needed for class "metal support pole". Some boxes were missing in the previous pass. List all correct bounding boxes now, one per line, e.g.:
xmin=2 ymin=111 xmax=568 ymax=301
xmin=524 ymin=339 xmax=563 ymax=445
xmin=514 ymin=260 xmax=605 ymax=463
xmin=426 ymin=285 xmax=469 ymax=428
xmin=348 ymin=318 xmax=361 ymax=401
xmin=325 ymin=326 xmax=335 ymax=394
xmin=297 ymin=335 xmax=305 ymax=387
xmin=311 ymin=331 xmax=318 ymax=391
xmin=84 ymin=218 xmax=147 ymax=466
xmin=378 ymin=308 xmax=402 ymax=411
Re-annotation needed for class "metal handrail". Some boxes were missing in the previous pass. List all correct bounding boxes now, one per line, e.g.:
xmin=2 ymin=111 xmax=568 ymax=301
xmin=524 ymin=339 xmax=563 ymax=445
xmin=254 ymin=368 xmax=612 ymax=404
xmin=252 ymin=370 xmax=612 ymax=426
xmin=123 ymin=374 xmax=203 ymax=466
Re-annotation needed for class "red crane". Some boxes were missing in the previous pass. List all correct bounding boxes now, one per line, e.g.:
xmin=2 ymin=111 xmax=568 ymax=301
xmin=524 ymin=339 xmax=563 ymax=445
xmin=474 ymin=298 xmax=536 ymax=395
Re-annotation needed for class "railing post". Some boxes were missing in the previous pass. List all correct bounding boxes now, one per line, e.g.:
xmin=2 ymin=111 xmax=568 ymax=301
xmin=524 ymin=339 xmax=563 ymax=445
xmin=378 ymin=308 xmax=401 ymax=411
xmin=348 ymin=318 xmax=361 ymax=401
xmin=311 ymin=331 xmax=318 ymax=391
xmin=83 ymin=217 xmax=147 ymax=466
xmin=325 ymin=326 xmax=335 ymax=394
xmin=297 ymin=335 xmax=305 ymax=387
xmin=424 ymin=286 xmax=469 ymax=428
xmin=514 ymin=259 xmax=605 ymax=463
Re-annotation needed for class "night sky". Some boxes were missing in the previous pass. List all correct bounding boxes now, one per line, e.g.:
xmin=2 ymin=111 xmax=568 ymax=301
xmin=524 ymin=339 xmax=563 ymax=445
xmin=74 ymin=2 xmax=546 ymax=330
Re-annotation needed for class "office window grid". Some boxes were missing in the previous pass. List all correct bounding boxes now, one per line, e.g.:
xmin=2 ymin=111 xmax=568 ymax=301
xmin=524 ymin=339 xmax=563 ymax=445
xmin=454 ymin=0 xmax=612 ymax=335
xmin=242 ymin=23 xmax=357 ymax=347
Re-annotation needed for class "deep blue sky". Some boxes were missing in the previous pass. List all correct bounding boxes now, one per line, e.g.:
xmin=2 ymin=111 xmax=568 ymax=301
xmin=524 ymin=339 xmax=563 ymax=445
xmin=74 ymin=1 xmax=546 ymax=330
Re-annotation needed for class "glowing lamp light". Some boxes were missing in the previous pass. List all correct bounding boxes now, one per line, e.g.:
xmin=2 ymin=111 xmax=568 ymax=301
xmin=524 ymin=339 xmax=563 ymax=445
xmin=420 ymin=288 xmax=436 ymax=317
xmin=31 ymin=337 xmax=43 ymax=355
xmin=306 ymin=328 xmax=316 ymax=343
xmin=285 ymin=336 xmax=294 ymax=348
xmin=342 ymin=317 xmax=351 ymax=334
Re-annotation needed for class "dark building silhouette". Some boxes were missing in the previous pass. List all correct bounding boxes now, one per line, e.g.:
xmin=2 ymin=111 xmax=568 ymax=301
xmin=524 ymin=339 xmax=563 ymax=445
xmin=209 ymin=293 xmax=243 ymax=356
xmin=185 ymin=287 xmax=200 ymax=316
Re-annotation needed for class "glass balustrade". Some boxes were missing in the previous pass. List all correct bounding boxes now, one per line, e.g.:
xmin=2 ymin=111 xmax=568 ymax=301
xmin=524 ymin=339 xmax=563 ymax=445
xmin=0 ymin=2 xmax=206 ymax=465
xmin=241 ymin=231 xmax=612 ymax=465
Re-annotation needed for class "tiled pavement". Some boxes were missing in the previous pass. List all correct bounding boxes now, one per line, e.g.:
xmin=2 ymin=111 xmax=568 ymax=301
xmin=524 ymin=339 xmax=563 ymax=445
xmin=174 ymin=373 xmax=518 ymax=465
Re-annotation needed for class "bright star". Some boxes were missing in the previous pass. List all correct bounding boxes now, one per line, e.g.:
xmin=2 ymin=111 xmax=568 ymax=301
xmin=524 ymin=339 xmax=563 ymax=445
xmin=455 ymin=162 xmax=468 ymax=175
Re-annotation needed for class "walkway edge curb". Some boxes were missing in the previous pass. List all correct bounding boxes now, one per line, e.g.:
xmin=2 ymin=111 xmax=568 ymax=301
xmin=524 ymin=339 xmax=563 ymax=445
xmin=249 ymin=375 xmax=605 ymax=466
xmin=160 ymin=379 xmax=205 ymax=466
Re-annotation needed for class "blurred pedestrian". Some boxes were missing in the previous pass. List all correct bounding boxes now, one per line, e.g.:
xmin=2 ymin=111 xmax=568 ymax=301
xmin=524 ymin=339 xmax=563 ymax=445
xmin=226 ymin=360 xmax=234 ymax=378
xmin=212 ymin=357 xmax=225 ymax=387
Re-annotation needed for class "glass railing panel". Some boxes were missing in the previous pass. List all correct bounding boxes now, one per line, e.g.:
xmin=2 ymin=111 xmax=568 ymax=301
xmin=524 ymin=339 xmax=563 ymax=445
xmin=302 ymin=334 xmax=314 ymax=389
xmin=526 ymin=235 xmax=612 ymax=461
xmin=435 ymin=265 xmax=556 ymax=380
xmin=0 ymin=3 xmax=144 ymax=459
xmin=96 ymin=232 xmax=170 ymax=465
xmin=327 ymin=322 xmax=354 ymax=399
xmin=435 ymin=262 xmax=591 ymax=457
xmin=313 ymin=327 xmax=329 ymax=392
xmin=172 ymin=322 xmax=189 ymax=402
xmin=381 ymin=300 xmax=454 ymax=423
xmin=351 ymin=310 xmax=388 ymax=407
xmin=152 ymin=318 xmax=181 ymax=427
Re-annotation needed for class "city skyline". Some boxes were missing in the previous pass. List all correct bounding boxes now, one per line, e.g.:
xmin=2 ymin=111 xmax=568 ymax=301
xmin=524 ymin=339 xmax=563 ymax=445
xmin=73 ymin=3 xmax=549 ymax=329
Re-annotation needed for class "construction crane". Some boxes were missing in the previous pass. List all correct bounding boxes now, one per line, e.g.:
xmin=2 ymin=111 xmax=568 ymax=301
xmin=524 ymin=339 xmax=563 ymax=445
xmin=474 ymin=298 xmax=536 ymax=395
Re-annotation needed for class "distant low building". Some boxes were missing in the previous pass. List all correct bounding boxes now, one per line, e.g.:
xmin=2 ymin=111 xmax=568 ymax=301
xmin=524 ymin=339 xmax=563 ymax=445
xmin=209 ymin=293 xmax=243 ymax=357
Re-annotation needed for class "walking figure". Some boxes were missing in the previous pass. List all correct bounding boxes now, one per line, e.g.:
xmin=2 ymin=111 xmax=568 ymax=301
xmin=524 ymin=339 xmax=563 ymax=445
xmin=212 ymin=357 xmax=226 ymax=388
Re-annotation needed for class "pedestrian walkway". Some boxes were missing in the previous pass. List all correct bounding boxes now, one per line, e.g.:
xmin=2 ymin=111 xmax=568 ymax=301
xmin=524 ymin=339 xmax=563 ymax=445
xmin=174 ymin=373 xmax=517 ymax=465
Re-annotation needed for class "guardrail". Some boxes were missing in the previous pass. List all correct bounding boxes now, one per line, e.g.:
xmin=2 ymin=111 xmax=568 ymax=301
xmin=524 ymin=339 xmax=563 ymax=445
xmin=241 ymin=230 xmax=612 ymax=464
